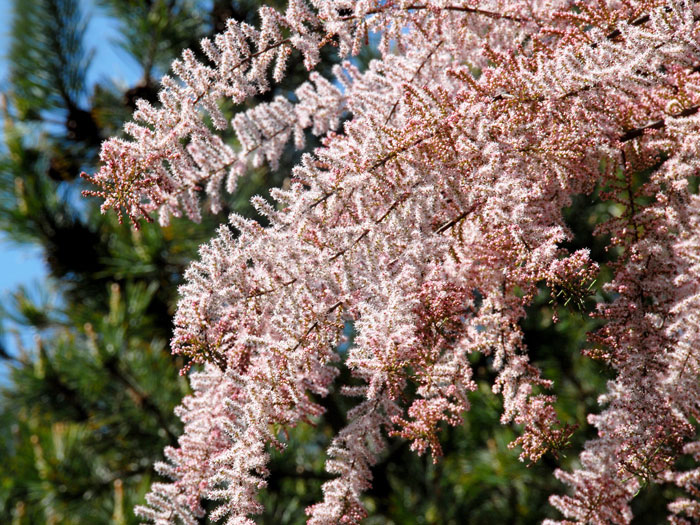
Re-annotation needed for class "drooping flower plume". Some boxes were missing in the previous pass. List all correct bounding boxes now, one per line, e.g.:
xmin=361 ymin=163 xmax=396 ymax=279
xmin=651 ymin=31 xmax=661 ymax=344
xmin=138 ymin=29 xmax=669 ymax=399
xmin=85 ymin=1 xmax=700 ymax=523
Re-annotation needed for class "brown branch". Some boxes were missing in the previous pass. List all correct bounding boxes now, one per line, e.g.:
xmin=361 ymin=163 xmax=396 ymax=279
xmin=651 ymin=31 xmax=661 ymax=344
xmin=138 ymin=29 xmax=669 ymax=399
xmin=328 ymin=189 xmax=415 ymax=262
xmin=385 ymin=40 xmax=444 ymax=125
xmin=596 ymin=2 xmax=700 ymax=44
xmin=620 ymin=105 xmax=700 ymax=142
xmin=375 ymin=192 xmax=410 ymax=223
xmin=339 ymin=5 xmax=526 ymax=23
xmin=246 ymin=278 xmax=298 ymax=299
xmin=435 ymin=209 xmax=469 ymax=234
xmin=189 ymin=38 xmax=292 ymax=106
xmin=329 ymin=229 xmax=370 ymax=262
xmin=290 ymin=301 xmax=343 ymax=352
xmin=493 ymin=6 xmax=698 ymax=103
xmin=595 ymin=12 xmax=653 ymax=46
xmin=368 ymin=135 xmax=430 ymax=171
xmin=292 ymin=322 xmax=320 ymax=352
xmin=309 ymin=190 xmax=334 ymax=209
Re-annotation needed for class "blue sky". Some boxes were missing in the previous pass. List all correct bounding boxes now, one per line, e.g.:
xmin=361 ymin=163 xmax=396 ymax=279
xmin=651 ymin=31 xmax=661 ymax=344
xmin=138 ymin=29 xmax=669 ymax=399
xmin=0 ymin=0 xmax=142 ymax=293
xmin=0 ymin=0 xmax=46 ymax=301
xmin=0 ymin=0 xmax=141 ymax=356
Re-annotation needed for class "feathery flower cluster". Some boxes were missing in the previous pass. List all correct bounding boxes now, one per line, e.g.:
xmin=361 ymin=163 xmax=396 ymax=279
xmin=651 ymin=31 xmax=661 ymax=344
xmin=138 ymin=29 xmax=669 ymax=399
xmin=85 ymin=1 xmax=700 ymax=523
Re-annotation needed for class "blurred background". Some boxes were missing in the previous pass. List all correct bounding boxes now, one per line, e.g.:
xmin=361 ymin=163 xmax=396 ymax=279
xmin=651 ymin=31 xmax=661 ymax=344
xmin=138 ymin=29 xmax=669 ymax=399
xmin=0 ymin=1 xmax=683 ymax=523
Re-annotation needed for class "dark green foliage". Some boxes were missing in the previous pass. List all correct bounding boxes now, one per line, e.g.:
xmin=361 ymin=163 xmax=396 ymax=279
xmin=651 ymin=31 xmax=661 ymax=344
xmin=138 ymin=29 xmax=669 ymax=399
xmin=9 ymin=0 xmax=92 ymax=121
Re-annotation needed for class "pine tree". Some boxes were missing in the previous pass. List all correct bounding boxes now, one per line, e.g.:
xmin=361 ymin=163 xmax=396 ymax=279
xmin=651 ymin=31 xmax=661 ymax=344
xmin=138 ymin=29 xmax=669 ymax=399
xmin=0 ymin=1 xmax=338 ymax=523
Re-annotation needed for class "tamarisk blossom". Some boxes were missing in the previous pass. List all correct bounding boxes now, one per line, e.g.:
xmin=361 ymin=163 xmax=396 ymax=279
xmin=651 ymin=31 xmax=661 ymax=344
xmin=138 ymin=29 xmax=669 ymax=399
xmin=84 ymin=0 xmax=700 ymax=523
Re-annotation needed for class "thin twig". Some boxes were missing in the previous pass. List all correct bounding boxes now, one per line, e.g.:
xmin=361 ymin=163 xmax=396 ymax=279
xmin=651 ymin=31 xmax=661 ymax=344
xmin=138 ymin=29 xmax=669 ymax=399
xmin=290 ymin=301 xmax=343 ymax=352
xmin=339 ymin=5 xmax=526 ymax=23
xmin=385 ymin=41 xmax=444 ymax=125
xmin=620 ymin=105 xmax=700 ymax=142
xmin=435 ymin=204 xmax=478 ymax=234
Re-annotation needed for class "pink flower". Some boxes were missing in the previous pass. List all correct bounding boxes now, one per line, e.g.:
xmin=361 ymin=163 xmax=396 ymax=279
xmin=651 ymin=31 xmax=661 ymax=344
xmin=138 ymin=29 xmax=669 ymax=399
xmin=84 ymin=1 xmax=700 ymax=522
